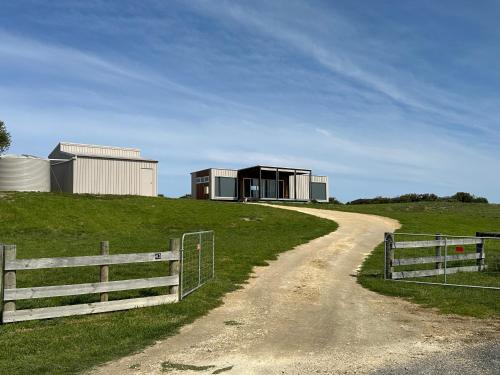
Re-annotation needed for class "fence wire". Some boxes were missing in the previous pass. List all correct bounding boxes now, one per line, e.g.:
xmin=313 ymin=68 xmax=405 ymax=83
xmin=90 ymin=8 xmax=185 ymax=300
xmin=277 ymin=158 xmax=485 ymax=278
xmin=181 ymin=231 xmax=215 ymax=299
xmin=385 ymin=232 xmax=500 ymax=290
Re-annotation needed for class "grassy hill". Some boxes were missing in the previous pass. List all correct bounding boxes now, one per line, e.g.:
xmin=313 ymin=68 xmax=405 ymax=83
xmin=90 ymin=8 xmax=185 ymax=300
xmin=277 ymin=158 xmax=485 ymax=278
xmin=303 ymin=201 xmax=500 ymax=318
xmin=0 ymin=192 xmax=337 ymax=375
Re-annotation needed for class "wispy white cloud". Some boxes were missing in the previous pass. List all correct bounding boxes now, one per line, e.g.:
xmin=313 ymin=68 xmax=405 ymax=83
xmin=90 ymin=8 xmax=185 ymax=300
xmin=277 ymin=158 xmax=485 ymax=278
xmin=1 ymin=1 xmax=499 ymax=201
xmin=0 ymin=31 xmax=151 ymax=84
xmin=189 ymin=1 xmax=499 ymax=137
xmin=0 ymin=30 xmax=270 ymax=112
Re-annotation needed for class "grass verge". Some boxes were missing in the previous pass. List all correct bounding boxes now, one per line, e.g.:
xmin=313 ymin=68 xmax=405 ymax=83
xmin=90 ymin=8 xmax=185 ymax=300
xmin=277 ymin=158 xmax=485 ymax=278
xmin=0 ymin=192 xmax=337 ymax=374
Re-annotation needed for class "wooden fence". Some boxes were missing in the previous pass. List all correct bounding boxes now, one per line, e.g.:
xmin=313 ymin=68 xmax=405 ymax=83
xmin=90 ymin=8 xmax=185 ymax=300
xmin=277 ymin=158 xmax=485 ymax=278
xmin=384 ymin=233 xmax=486 ymax=280
xmin=0 ymin=239 xmax=181 ymax=323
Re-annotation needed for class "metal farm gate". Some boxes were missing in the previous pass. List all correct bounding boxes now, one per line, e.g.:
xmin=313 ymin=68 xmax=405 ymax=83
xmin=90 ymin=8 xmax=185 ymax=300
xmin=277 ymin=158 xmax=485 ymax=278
xmin=180 ymin=231 xmax=215 ymax=299
xmin=384 ymin=232 xmax=500 ymax=290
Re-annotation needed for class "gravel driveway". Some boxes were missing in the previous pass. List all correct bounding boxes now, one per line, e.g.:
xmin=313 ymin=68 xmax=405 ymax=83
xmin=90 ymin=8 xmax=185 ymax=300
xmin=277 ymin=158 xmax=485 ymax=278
xmin=90 ymin=205 xmax=499 ymax=375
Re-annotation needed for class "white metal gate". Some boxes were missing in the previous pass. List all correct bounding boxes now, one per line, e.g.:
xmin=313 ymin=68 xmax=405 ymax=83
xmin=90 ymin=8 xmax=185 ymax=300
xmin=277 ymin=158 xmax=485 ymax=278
xmin=180 ymin=231 xmax=215 ymax=299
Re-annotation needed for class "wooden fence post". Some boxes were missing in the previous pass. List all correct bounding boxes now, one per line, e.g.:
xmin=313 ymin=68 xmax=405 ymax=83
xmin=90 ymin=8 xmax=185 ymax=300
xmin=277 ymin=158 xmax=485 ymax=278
xmin=384 ymin=233 xmax=394 ymax=279
xmin=169 ymin=238 xmax=180 ymax=298
xmin=435 ymin=233 xmax=442 ymax=270
xmin=4 ymin=245 xmax=16 ymax=312
xmin=100 ymin=241 xmax=109 ymax=302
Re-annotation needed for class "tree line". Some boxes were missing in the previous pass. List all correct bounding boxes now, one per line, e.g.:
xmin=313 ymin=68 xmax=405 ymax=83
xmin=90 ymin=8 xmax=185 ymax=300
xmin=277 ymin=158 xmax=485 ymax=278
xmin=327 ymin=192 xmax=489 ymax=205
xmin=0 ymin=120 xmax=11 ymax=154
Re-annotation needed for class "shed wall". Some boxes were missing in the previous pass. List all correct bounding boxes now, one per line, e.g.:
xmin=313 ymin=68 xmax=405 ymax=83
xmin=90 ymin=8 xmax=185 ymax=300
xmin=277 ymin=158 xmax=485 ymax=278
xmin=73 ymin=157 xmax=157 ymax=196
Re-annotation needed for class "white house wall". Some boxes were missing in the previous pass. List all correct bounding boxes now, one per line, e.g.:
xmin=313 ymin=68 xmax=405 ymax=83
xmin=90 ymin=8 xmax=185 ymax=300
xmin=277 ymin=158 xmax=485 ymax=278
xmin=311 ymin=175 xmax=329 ymax=202
xmin=289 ymin=174 xmax=311 ymax=200
xmin=311 ymin=176 xmax=327 ymax=183
xmin=210 ymin=168 xmax=238 ymax=200
xmin=73 ymin=157 xmax=157 ymax=196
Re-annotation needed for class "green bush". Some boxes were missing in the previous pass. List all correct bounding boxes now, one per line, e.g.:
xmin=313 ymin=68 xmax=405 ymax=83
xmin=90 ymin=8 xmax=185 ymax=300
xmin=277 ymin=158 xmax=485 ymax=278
xmin=347 ymin=192 xmax=488 ymax=205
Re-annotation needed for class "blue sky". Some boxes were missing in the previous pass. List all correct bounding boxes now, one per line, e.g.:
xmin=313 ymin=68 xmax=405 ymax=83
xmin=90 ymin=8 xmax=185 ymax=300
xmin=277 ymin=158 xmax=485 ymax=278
xmin=1 ymin=1 xmax=499 ymax=202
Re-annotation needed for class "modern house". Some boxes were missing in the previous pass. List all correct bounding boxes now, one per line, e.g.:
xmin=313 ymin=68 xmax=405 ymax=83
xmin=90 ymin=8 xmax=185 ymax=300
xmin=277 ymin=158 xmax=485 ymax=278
xmin=49 ymin=142 xmax=158 ymax=196
xmin=191 ymin=165 xmax=329 ymax=202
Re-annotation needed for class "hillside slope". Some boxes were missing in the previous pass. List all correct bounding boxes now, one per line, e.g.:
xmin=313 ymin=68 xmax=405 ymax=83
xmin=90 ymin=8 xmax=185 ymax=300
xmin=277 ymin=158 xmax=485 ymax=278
xmin=300 ymin=201 xmax=500 ymax=317
xmin=0 ymin=193 xmax=337 ymax=374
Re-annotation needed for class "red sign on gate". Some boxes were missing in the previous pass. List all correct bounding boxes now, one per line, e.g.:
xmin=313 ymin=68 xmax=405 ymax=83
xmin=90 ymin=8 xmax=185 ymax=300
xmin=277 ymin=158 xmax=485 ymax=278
xmin=455 ymin=246 xmax=464 ymax=253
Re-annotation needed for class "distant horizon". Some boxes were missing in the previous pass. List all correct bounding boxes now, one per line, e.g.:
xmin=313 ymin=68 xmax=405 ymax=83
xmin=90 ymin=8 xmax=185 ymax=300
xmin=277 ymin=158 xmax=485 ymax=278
xmin=1 ymin=1 xmax=499 ymax=202
xmin=2 ymin=145 xmax=497 ymax=203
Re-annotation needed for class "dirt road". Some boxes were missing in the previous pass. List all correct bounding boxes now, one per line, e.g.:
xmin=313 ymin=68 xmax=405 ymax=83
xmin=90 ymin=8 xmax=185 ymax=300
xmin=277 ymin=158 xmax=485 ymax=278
xmin=90 ymin=206 xmax=499 ymax=375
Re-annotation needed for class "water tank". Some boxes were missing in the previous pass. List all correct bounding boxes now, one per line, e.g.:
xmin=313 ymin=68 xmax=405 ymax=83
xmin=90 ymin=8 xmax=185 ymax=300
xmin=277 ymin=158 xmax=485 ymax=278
xmin=0 ymin=154 xmax=51 ymax=192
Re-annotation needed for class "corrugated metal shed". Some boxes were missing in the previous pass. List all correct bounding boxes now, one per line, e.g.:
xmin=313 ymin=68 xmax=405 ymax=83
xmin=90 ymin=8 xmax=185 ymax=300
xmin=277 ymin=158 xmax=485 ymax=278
xmin=49 ymin=142 xmax=158 ymax=196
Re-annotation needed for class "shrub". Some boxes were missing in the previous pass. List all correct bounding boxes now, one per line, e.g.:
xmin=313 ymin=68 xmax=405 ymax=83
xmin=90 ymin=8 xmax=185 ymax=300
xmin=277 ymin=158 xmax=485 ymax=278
xmin=328 ymin=197 xmax=343 ymax=204
xmin=347 ymin=192 xmax=488 ymax=205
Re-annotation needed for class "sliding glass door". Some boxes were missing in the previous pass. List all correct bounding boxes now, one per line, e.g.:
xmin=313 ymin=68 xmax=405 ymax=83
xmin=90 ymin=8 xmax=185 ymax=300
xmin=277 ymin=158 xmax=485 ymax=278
xmin=243 ymin=178 xmax=259 ymax=198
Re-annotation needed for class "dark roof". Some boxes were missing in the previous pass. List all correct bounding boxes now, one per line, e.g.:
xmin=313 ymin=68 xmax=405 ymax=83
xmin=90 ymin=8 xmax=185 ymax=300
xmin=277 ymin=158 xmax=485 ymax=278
xmin=237 ymin=165 xmax=311 ymax=172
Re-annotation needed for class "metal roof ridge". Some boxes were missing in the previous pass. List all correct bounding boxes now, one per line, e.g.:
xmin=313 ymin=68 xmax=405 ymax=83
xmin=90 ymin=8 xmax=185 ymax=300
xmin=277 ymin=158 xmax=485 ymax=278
xmin=59 ymin=141 xmax=141 ymax=152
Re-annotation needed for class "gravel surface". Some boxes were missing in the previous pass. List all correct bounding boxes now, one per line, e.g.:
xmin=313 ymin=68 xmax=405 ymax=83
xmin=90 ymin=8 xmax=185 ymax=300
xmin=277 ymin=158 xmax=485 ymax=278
xmin=371 ymin=341 xmax=500 ymax=375
xmin=89 ymin=205 xmax=499 ymax=375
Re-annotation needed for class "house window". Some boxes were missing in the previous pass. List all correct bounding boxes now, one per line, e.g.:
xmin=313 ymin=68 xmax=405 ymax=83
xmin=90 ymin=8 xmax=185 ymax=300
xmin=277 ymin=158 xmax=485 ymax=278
xmin=195 ymin=176 xmax=209 ymax=184
xmin=243 ymin=178 xmax=259 ymax=198
xmin=260 ymin=179 xmax=286 ymax=199
xmin=311 ymin=182 xmax=327 ymax=201
xmin=215 ymin=177 xmax=237 ymax=197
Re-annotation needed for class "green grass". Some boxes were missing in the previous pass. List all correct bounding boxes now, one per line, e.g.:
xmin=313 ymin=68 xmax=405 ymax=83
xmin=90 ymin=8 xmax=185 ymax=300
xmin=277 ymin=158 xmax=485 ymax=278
xmin=0 ymin=192 xmax=337 ymax=375
xmin=285 ymin=201 xmax=500 ymax=318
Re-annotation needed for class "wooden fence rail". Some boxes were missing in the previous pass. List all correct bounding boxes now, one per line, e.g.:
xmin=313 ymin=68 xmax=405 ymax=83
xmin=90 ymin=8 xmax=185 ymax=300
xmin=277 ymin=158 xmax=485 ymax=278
xmin=0 ymin=240 xmax=181 ymax=323
xmin=384 ymin=233 xmax=486 ymax=280
xmin=391 ymin=252 xmax=482 ymax=267
xmin=393 ymin=237 xmax=483 ymax=249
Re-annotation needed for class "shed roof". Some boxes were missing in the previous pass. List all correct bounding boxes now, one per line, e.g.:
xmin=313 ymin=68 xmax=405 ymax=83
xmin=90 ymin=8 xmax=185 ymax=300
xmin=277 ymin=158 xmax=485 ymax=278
xmin=49 ymin=142 xmax=157 ymax=162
